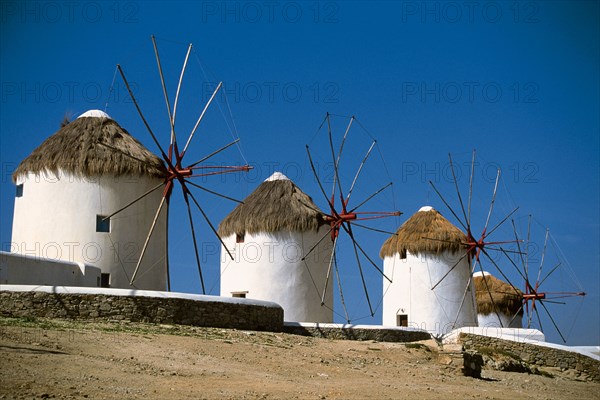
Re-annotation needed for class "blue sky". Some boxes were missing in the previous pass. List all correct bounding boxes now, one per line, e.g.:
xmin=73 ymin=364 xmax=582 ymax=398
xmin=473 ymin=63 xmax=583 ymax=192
xmin=1 ymin=1 xmax=598 ymax=345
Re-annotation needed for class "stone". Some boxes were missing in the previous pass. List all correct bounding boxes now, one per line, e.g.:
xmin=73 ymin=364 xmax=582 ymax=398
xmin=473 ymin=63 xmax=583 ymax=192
xmin=457 ymin=332 xmax=600 ymax=382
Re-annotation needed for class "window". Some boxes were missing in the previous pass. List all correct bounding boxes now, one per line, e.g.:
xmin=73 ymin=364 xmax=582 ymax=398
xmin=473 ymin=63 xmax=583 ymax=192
xmin=96 ymin=215 xmax=110 ymax=233
xmin=396 ymin=314 xmax=408 ymax=327
xmin=16 ymin=184 xmax=23 ymax=198
xmin=101 ymin=273 xmax=110 ymax=288
xmin=236 ymin=233 xmax=245 ymax=243
xmin=231 ymin=291 xmax=248 ymax=298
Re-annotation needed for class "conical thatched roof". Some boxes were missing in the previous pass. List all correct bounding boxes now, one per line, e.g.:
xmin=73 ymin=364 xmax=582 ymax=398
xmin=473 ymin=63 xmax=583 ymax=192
xmin=218 ymin=172 xmax=327 ymax=237
xmin=474 ymin=271 xmax=524 ymax=316
xmin=379 ymin=206 xmax=467 ymax=259
xmin=13 ymin=110 xmax=167 ymax=182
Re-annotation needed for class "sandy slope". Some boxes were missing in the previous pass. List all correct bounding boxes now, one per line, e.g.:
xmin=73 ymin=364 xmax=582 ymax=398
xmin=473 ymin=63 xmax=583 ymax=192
xmin=0 ymin=319 xmax=598 ymax=400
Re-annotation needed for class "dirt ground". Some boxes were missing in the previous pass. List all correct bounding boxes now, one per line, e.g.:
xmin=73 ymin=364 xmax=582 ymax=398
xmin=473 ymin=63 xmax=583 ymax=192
xmin=0 ymin=318 xmax=598 ymax=400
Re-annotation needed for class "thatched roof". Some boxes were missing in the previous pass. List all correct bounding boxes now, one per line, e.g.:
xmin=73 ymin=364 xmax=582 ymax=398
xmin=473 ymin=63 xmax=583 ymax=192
xmin=474 ymin=272 xmax=524 ymax=316
xmin=13 ymin=110 xmax=167 ymax=181
xmin=379 ymin=206 xmax=467 ymax=259
xmin=218 ymin=172 xmax=327 ymax=237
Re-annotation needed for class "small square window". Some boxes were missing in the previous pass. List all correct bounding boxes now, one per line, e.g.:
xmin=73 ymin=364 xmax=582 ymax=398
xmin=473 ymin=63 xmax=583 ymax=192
xmin=16 ymin=184 xmax=23 ymax=198
xmin=96 ymin=215 xmax=110 ymax=233
xmin=236 ymin=233 xmax=245 ymax=243
xmin=397 ymin=314 xmax=408 ymax=327
xmin=232 ymin=291 xmax=247 ymax=298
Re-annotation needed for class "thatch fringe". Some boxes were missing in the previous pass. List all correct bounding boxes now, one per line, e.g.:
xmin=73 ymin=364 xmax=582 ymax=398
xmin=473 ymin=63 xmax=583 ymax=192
xmin=379 ymin=208 xmax=466 ymax=259
xmin=13 ymin=116 xmax=167 ymax=182
xmin=218 ymin=177 xmax=326 ymax=237
xmin=474 ymin=274 xmax=524 ymax=316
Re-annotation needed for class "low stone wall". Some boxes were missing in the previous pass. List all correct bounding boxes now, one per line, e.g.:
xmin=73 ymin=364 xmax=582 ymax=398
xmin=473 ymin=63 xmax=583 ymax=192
xmin=0 ymin=290 xmax=283 ymax=332
xmin=459 ymin=332 xmax=600 ymax=382
xmin=284 ymin=323 xmax=431 ymax=343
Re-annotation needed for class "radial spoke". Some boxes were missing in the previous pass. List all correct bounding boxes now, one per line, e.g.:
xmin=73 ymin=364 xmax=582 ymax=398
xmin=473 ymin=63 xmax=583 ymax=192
xmin=486 ymin=246 xmax=523 ymax=255
xmin=507 ymin=303 xmax=524 ymax=327
xmin=467 ymin=149 xmax=476 ymax=227
xmin=527 ymin=296 xmax=535 ymax=328
xmin=511 ymin=219 xmax=526 ymax=268
xmin=186 ymin=185 xmax=234 ymax=260
xmin=539 ymin=300 xmax=566 ymax=342
xmin=351 ymin=221 xmax=398 ymax=236
xmin=538 ymin=262 xmax=562 ymax=288
xmin=536 ymin=229 xmax=549 ymax=286
xmin=333 ymin=252 xmax=350 ymax=323
xmin=104 ymin=181 xmax=165 ymax=220
xmin=476 ymin=258 xmax=505 ymax=328
xmin=334 ymin=116 xmax=354 ymax=178
xmin=188 ymin=139 xmax=241 ymax=168
xmin=499 ymin=248 xmax=529 ymax=284
xmin=429 ymin=180 xmax=468 ymax=232
xmin=152 ymin=35 xmax=175 ymax=146
xmin=301 ymin=226 xmax=335 ymax=262
xmin=182 ymin=191 xmax=205 ymax=294
xmin=349 ymin=182 xmax=393 ymax=213
xmin=184 ymin=179 xmax=243 ymax=203
xmin=130 ymin=196 xmax=167 ymax=284
xmin=342 ymin=223 xmax=391 ymax=282
xmin=546 ymin=292 xmax=586 ymax=299
xmin=525 ymin=215 xmax=532 ymax=288
xmin=448 ymin=153 xmax=469 ymax=229
xmin=182 ymin=81 xmax=223 ymax=157
xmin=306 ymin=145 xmax=337 ymax=214
xmin=165 ymin=201 xmax=171 ymax=292
xmin=117 ymin=65 xmax=171 ymax=165
xmin=431 ymin=251 xmax=470 ymax=290
xmin=326 ymin=113 xmax=343 ymax=200
xmin=172 ymin=43 xmax=193 ymax=145
xmin=346 ymin=141 xmax=376 ymax=203
xmin=349 ymin=224 xmax=374 ymax=317
xmin=452 ymin=261 xmax=478 ymax=330
xmin=510 ymin=219 xmax=529 ymax=308
xmin=483 ymin=168 xmax=501 ymax=235
xmin=484 ymin=206 xmax=519 ymax=240
xmin=321 ymin=236 xmax=339 ymax=306
xmin=532 ymin=304 xmax=542 ymax=331
xmin=481 ymin=248 xmax=522 ymax=299
xmin=483 ymin=248 xmax=529 ymax=326
xmin=542 ymin=300 xmax=566 ymax=305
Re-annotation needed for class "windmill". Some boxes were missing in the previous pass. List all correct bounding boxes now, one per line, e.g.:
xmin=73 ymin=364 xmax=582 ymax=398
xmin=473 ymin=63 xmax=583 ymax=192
xmin=303 ymin=113 xmax=401 ymax=323
xmin=428 ymin=150 xmax=586 ymax=342
xmin=503 ymin=215 xmax=587 ymax=342
xmin=100 ymin=36 xmax=251 ymax=293
xmin=425 ymin=150 xmax=524 ymax=332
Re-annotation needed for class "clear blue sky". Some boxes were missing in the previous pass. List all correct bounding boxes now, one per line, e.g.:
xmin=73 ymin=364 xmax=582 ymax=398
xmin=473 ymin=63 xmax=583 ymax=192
xmin=1 ymin=1 xmax=598 ymax=345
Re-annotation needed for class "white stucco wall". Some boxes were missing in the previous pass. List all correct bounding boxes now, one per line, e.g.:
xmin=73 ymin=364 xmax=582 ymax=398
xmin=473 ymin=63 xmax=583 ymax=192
xmin=477 ymin=312 xmax=523 ymax=329
xmin=11 ymin=171 xmax=167 ymax=290
xmin=382 ymin=250 xmax=478 ymax=336
xmin=220 ymin=227 xmax=333 ymax=323
xmin=0 ymin=251 xmax=101 ymax=287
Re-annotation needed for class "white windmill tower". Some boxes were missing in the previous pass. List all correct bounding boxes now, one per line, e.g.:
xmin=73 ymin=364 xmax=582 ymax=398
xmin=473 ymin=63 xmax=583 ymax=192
xmin=380 ymin=206 xmax=478 ymax=335
xmin=218 ymin=172 xmax=334 ymax=323
xmin=75 ymin=36 xmax=251 ymax=293
xmin=11 ymin=110 xmax=168 ymax=290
